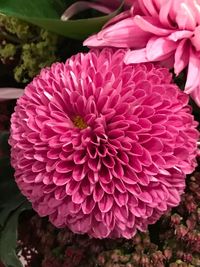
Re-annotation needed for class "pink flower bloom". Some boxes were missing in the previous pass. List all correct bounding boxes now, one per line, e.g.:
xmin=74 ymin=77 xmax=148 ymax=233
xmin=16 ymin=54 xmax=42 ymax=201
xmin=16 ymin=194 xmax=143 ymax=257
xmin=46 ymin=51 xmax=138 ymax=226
xmin=9 ymin=49 xmax=198 ymax=239
xmin=84 ymin=0 xmax=200 ymax=106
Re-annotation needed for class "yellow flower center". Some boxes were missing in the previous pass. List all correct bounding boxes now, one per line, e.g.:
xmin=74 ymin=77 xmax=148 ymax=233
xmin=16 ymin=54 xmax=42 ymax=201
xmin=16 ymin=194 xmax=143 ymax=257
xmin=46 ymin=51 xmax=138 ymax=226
xmin=73 ymin=115 xmax=87 ymax=129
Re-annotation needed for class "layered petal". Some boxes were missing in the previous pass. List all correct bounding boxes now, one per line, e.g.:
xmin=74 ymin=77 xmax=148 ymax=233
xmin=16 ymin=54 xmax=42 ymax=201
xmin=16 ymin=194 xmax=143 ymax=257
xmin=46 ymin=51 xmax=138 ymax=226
xmin=9 ymin=48 xmax=198 ymax=239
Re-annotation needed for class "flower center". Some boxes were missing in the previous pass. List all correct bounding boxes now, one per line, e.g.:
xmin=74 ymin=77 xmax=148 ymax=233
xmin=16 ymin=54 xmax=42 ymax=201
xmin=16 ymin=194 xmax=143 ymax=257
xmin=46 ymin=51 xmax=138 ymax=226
xmin=73 ymin=115 xmax=87 ymax=129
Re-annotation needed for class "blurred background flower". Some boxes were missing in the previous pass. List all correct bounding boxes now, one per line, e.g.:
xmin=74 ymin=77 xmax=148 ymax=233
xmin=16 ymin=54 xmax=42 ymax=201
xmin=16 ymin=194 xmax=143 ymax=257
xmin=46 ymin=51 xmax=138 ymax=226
xmin=84 ymin=0 xmax=200 ymax=106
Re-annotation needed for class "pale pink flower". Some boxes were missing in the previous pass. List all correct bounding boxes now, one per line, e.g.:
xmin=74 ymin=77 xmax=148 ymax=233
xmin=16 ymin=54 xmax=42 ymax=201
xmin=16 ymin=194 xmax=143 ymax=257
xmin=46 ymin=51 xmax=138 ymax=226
xmin=84 ymin=0 xmax=200 ymax=106
xmin=9 ymin=49 xmax=198 ymax=239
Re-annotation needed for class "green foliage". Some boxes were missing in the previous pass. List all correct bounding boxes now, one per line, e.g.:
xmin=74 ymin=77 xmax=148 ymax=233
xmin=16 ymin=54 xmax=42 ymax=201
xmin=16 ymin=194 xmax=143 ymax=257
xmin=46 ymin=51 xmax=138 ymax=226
xmin=0 ymin=133 xmax=32 ymax=267
xmin=0 ymin=0 xmax=123 ymax=40
xmin=14 ymin=28 xmax=58 ymax=83
xmin=0 ymin=43 xmax=16 ymax=62
xmin=0 ymin=202 xmax=31 ymax=267
xmin=0 ymin=14 xmax=59 ymax=83
xmin=0 ymin=15 xmax=32 ymax=40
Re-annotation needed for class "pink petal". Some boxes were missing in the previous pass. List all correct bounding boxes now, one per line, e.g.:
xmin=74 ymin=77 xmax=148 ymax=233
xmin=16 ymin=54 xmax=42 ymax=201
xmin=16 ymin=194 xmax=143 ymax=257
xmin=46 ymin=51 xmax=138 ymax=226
xmin=174 ymin=39 xmax=190 ymax=75
xmin=138 ymin=191 xmax=153 ymax=203
xmin=103 ymin=10 xmax=132 ymax=29
xmin=168 ymin=30 xmax=193 ymax=42
xmin=72 ymin=189 xmax=86 ymax=204
xmin=100 ymin=181 xmax=115 ymax=194
xmin=98 ymin=194 xmax=113 ymax=212
xmin=190 ymin=85 xmax=200 ymax=107
xmin=114 ymin=205 xmax=128 ymax=223
xmin=175 ymin=3 xmax=196 ymax=31
xmin=70 ymin=215 xmax=92 ymax=233
xmin=142 ymin=137 xmax=163 ymax=154
xmin=114 ymin=191 xmax=128 ymax=207
xmin=185 ymin=48 xmax=200 ymax=94
xmin=53 ymin=172 xmax=71 ymax=186
xmin=167 ymin=188 xmax=181 ymax=206
xmin=159 ymin=0 xmax=174 ymax=27
xmin=93 ymin=183 xmax=104 ymax=202
xmin=82 ymin=196 xmax=96 ymax=214
xmin=141 ymin=0 xmax=158 ymax=17
xmin=92 ymin=222 xmax=109 ymax=238
xmin=134 ymin=15 xmax=173 ymax=36
xmin=0 ymin=88 xmax=24 ymax=101
xmin=102 ymin=211 xmax=114 ymax=228
xmin=124 ymin=48 xmax=149 ymax=64
xmin=191 ymin=25 xmax=200 ymax=51
xmin=84 ymin=18 xmax=152 ymax=48
xmin=146 ymin=37 xmax=177 ymax=61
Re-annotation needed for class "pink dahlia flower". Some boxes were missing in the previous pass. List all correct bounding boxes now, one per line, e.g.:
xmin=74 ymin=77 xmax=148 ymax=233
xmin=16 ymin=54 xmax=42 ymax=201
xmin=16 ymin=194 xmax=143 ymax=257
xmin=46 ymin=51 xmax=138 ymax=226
xmin=84 ymin=0 xmax=200 ymax=106
xmin=9 ymin=49 xmax=198 ymax=239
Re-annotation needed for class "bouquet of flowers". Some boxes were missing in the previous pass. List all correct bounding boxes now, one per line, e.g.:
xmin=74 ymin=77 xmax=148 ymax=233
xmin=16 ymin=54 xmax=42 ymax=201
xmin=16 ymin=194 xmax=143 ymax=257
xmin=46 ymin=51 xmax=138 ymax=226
xmin=0 ymin=1 xmax=200 ymax=266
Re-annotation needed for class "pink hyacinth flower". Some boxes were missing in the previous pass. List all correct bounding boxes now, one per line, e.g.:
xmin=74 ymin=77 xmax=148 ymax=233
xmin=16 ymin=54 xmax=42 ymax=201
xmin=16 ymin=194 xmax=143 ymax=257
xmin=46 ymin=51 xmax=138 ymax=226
xmin=84 ymin=0 xmax=200 ymax=106
xmin=9 ymin=49 xmax=198 ymax=239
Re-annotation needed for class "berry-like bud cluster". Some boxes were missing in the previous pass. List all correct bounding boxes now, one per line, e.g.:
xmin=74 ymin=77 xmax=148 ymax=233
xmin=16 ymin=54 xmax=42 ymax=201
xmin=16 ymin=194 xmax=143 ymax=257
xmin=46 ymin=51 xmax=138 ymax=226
xmin=0 ymin=15 xmax=59 ymax=83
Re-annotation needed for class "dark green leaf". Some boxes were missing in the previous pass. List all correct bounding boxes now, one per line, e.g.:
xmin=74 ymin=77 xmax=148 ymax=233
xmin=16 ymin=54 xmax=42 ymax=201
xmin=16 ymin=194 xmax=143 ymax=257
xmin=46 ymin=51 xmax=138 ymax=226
xmin=0 ymin=194 xmax=27 ymax=228
xmin=0 ymin=0 xmax=123 ymax=39
xmin=0 ymin=202 xmax=31 ymax=267
xmin=0 ymin=157 xmax=30 ymax=228
xmin=0 ymin=131 xmax=10 ymax=156
xmin=0 ymin=158 xmax=17 ymax=206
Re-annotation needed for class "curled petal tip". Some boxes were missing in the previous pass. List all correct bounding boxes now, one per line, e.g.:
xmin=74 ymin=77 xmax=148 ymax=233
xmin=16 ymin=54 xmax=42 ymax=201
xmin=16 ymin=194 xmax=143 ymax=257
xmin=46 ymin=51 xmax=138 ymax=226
xmin=83 ymin=34 xmax=102 ymax=47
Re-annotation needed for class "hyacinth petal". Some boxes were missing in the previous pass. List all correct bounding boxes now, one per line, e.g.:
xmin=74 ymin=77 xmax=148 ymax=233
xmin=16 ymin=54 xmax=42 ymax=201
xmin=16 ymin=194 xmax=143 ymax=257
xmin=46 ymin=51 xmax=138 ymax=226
xmin=174 ymin=39 xmax=190 ymax=75
xmin=124 ymin=48 xmax=149 ymax=64
xmin=134 ymin=15 xmax=173 ymax=36
xmin=190 ymin=86 xmax=200 ymax=107
xmin=176 ymin=3 xmax=196 ymax=31
xmin=83 ymin=0 xmax=200 ymax=106
xmin=84 ymin=18 xmax=152 ymax=48
xmin=10 ymin=48 xmax=198 ymax=239
xmin=146 ymin=37 xmax=177 ymax=61
xmin=185 ymin=48 xmax=200 ymax=94
xmin=159 ymin=0 xmax=173 ymax=27
xmin=141 ymin=0 xmax=158 ymax=17
xmin=191 ymin=26 xmax=200 ymax=51
xmin=168 ymin=30 xmax=193 ymax=42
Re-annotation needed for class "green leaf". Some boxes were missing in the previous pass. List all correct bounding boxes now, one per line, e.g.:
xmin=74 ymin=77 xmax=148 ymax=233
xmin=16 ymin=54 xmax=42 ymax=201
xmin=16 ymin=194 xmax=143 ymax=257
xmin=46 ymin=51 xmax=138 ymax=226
xmin=0 ymin=158 xmax=17 ymax=205
xmin=0 ymin=202 xmax=31 ymax=267
xmin=0 ymin=131 xmax=9 ymax=156
xmin=0 ymin=0 xmax=123 ymax=39
xmin=0 ymin=156 xmax=30 ymax=228
xmin=0 ymin=138 xmax=32 ymax=266
xmin=0 ymin=193 xmax=27 ymax=229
